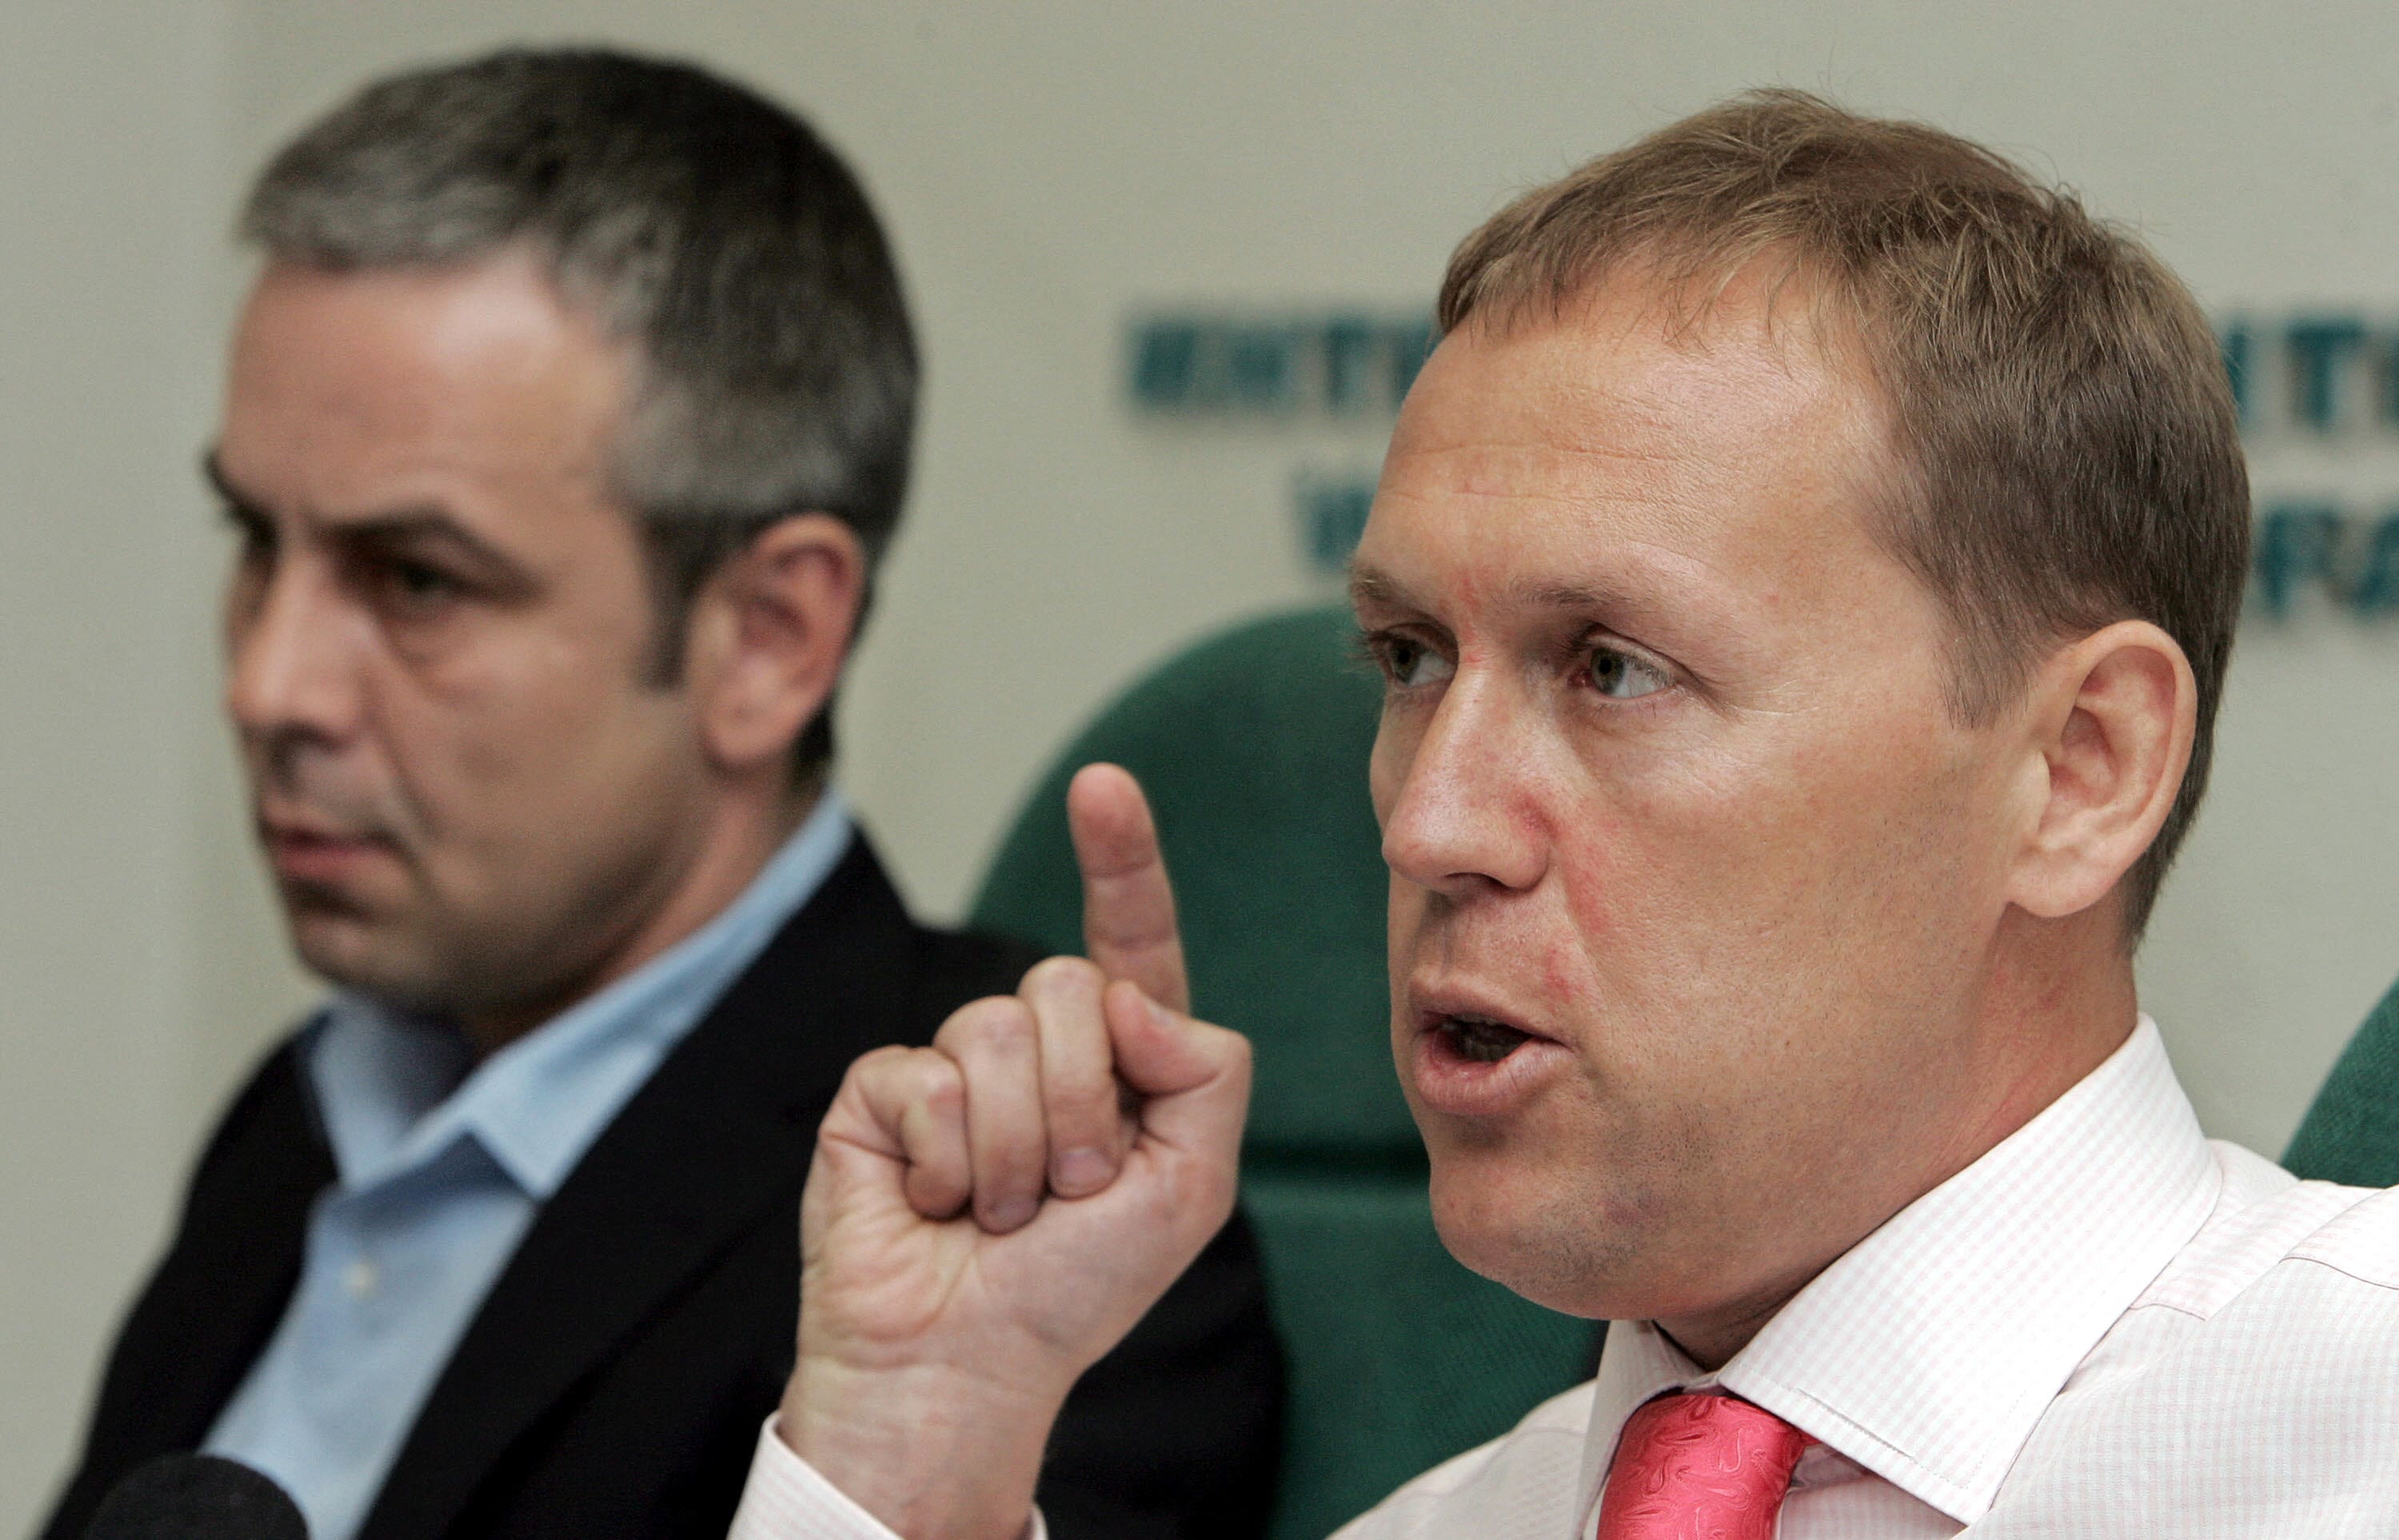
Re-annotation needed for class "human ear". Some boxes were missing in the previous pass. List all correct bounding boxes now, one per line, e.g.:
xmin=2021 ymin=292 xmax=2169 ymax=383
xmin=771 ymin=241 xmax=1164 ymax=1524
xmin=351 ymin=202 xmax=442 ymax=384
xmin=2004 ymin=620 xmax=2197 ymax=921
xmin=683 ymin=513 xmax=867 ymax=780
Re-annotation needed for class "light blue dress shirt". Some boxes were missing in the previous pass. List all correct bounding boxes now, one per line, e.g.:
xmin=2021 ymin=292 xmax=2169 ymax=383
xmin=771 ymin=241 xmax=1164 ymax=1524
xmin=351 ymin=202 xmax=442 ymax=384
xmin=206 ymin=793 xmax=855 ymax=1540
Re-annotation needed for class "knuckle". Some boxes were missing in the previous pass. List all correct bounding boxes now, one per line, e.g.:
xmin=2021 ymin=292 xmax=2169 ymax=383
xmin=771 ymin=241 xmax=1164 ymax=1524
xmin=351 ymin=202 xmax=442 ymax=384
xmin=908 ymin=1053 xmax=964 ymax=1110
xmin=981 ymin=1136 xmax=1044 ymax=1180
xmin=1197 ymin=1019 xmax=1254 ymax=1076
xmin=1049 ymin=1062 xmax=1115 ymax=1102
xmin=1021 ymin=953 xmax=1104 ymax=999
xmin=940 ymin=995 xmax=1034 ymax=1058
xmin=1045 ymin=1057 xmax=1117 ymax=1114
xmin=847 ymin=1043 xmax=917 ymax=1092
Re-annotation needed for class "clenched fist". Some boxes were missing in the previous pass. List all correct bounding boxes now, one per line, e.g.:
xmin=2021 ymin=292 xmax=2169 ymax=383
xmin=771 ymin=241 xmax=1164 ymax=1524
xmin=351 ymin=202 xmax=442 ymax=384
xmin=780 ymin=764 xmax=1251 ymax=1540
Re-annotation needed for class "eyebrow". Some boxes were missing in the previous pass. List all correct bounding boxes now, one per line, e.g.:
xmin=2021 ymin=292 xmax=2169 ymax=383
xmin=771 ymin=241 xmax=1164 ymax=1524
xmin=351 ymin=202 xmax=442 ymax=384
xmin=1347 ymin=565 xmax=1416 ymax=613
xmin=1350 ymin=562 xmax=1651 ymax=619
xmin=200 ymin=450 xmax=534 ymax=588
xmin=1512 ymin=578 xmax=1652 ymax=613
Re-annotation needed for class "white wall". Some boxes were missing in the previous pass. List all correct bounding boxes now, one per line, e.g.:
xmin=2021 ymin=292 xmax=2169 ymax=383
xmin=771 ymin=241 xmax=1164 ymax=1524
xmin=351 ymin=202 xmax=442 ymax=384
xmin=0 ymin=2 xmax=235 ymax=1527
xmin=6 ymin=2 xmax=2399 ymax=1530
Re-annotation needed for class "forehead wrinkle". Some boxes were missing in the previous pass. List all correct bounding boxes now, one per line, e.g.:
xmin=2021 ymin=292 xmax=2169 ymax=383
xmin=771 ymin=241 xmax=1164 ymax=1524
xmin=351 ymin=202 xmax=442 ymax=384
xmin=1385 ymin=436 xmax=1716 ymax=561
xmin=1399 ymin=357 xmax=1824 ymax=541
xmin=1392 ymin=429 xmax=1757 ymax=588
xmin=1371 ymin=430 xmax=1752 ymax=599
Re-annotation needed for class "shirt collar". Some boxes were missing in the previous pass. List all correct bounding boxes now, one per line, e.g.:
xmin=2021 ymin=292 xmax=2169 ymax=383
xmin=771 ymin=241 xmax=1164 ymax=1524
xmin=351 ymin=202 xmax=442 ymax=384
xmin=1577 ymin=1015 xmax=2221 ymax=1527
xmin=309 ymin=791 xmax=856 ymax=1199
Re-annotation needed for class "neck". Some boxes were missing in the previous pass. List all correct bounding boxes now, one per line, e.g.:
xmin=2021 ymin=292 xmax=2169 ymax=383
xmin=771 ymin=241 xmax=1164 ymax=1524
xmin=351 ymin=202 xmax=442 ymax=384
xmin=1656 ymin=904 xmax=2142 ymax=1371
xmin=457 ymin=780 xmax=820 ymax=1057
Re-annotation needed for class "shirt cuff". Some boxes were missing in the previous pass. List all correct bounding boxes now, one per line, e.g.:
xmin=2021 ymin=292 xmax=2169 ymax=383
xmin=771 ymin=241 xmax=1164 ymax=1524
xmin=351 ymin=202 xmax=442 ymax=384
xmin=727 ymin=1417 xmax=1047 ymax=1540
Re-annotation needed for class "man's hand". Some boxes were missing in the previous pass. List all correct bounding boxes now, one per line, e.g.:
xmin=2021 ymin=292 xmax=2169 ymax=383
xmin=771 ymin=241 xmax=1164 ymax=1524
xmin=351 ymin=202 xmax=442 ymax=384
xmin=780 ymin=764 xmax=1251 ymax=1540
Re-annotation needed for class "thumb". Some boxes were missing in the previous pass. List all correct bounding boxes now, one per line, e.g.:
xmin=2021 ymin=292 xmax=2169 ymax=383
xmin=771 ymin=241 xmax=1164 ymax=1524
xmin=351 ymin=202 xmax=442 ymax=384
xmin=1103 ymin=979 xmax=1250 ymax=1164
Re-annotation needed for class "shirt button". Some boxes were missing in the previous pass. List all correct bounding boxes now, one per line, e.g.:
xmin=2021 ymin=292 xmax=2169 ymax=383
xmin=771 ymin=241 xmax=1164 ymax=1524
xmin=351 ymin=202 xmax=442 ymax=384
xmin=344 ymin=1259 xmax=378 ymax=1299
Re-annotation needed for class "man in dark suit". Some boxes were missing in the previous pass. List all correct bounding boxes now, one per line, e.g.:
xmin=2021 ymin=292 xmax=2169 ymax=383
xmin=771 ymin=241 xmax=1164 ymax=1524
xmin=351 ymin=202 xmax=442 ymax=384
xmin=40 ymin=49 xmax=1278 ymax=1540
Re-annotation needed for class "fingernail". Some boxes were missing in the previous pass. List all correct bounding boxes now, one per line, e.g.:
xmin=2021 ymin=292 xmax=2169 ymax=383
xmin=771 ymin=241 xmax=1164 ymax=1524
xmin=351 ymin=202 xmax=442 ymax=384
xmin=988 ymin=1196 xmax=1038 ymax=1232
xmin=1054 ymin=1147 xmax=1112 ymax=1195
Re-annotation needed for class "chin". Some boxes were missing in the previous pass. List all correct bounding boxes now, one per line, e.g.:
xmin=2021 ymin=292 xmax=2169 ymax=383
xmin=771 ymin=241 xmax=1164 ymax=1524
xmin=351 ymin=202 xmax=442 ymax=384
xmin=1423 ymin=1140 xmax=1637 ymax=1319
xmin=288 ymin=912 xmax=435 ymax=1003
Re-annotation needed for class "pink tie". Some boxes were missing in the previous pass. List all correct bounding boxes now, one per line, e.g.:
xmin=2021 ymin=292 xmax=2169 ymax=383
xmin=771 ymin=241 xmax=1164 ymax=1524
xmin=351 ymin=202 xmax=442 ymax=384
xmin=1593 ymin=1393 xmax=1814 ymax=1540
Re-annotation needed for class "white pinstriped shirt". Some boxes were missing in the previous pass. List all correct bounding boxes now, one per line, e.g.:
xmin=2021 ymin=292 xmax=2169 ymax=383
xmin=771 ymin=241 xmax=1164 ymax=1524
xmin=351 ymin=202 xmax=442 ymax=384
xmin=728 ymin=1017 xmax=2399 ymax=1538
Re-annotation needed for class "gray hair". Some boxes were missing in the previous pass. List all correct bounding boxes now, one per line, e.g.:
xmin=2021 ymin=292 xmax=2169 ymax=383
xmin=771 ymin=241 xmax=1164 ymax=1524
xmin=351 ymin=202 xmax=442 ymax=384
xmin=241 ymin=47 xmax=919 ymax=772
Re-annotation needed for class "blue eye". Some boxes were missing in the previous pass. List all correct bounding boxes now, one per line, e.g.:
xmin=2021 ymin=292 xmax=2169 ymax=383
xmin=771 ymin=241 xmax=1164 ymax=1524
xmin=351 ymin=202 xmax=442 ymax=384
xmin=1589 ymin=645 xmax=1669 ymax=699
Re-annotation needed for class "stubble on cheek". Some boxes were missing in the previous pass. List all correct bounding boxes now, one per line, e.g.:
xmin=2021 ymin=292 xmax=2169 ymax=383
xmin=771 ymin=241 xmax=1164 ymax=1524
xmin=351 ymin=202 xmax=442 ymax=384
xmin=1415 ymin=1029 xmax=1692 ymax=1310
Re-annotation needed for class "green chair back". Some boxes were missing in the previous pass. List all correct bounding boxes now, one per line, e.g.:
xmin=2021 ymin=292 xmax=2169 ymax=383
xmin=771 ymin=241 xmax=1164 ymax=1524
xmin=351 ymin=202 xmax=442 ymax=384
xmin=971 ymin=605 xmax=1599 ymax=1540
xmin=2285 ymin=976 xmax=2399 ymax=1187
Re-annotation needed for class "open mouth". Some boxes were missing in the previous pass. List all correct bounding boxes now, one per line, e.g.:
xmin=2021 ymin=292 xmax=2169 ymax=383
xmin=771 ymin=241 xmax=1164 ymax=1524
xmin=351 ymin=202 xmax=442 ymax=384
xmin=1407 ymin=996 xmax=1563 ymax=1115
xmin=1438 ymin=1013 xmax=1535 ymax=1063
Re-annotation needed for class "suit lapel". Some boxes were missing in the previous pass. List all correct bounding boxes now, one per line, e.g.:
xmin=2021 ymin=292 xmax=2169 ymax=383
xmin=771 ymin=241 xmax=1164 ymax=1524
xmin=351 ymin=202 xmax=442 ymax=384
xmin=149 ymin=1043 xmax=336 ymax=1447
xmin=40 ymin=1038 xmax=333 ymax=1540
xmin=358 ymin=839 xmax=928 ymax=1540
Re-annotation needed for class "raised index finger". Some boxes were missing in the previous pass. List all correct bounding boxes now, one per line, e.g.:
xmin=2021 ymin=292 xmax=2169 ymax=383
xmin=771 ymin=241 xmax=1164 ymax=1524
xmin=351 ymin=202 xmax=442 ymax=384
xmin=1067 ymin=763 xmax=1189 ymax=1015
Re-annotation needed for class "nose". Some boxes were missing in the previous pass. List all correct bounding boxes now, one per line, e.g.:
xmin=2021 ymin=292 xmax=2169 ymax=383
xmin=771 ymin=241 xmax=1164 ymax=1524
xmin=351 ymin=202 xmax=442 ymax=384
xmin=225 ymin=555 xmax=365 ymax=752
xmin=1378 ymin=668 xmax=1551 ymax=898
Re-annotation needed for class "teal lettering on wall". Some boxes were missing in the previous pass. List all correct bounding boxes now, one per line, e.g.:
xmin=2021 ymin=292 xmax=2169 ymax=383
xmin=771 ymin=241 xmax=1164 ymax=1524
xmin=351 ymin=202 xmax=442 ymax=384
xmin=1295 ymin=476 xmax=1375 ymax=571
xmin=2283 ymin=317 xmax=2369 ymax=431
xmin=2213 ymin=311 xmax=2399 ymax=436
xmin=2355 ymin=517 xmax=2399 ymax=616
xmin=1128 ymin=313 xmax=1435 ymax=415
xmin=2253 ymin=505 xmax=2399 ymax=620
xmin=1128 ymin=307 xmax=2399 ymax=605
xmin=2216 ymin=310 xmax=2399 ymax=620
xmin=2253 ymin=504 xmax=2345 ymax=617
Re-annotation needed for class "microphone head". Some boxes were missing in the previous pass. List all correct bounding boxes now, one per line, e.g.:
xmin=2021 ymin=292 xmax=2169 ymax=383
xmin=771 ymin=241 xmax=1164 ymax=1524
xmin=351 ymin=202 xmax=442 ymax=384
xmin=85 ymin=1454 xmax=307 ymax=1540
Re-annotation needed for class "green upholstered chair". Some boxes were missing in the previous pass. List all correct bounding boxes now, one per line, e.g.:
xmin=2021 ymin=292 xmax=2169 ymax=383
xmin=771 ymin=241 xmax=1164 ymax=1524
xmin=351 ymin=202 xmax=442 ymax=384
xmin=970 ymin=604 xmax=1601 ymax=1540
xmin=2285 ymin=976 xmax=2399 ymax=1187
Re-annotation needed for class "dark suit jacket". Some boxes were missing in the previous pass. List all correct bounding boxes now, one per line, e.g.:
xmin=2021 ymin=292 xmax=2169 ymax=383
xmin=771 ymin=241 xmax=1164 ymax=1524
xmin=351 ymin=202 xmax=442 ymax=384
xmin=42 ymin=838 xmax=1282 ymax=1539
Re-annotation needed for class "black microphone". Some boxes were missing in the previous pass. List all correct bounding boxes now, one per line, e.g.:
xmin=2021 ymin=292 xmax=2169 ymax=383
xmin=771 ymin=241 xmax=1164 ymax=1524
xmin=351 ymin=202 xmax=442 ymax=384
xmin=83 ymin=1454 xmax=307 ymax=1540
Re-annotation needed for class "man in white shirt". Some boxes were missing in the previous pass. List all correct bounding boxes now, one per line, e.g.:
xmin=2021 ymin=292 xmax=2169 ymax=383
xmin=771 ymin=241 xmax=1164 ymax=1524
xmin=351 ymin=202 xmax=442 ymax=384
xmin=730 ymin=90 xmax=2399 ymax=1538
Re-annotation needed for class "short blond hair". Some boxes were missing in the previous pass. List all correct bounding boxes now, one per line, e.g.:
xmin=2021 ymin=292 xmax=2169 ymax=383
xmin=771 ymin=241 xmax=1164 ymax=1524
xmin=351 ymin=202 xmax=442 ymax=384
xmin=1440 ymin=90 xmax=2249 ymax=938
